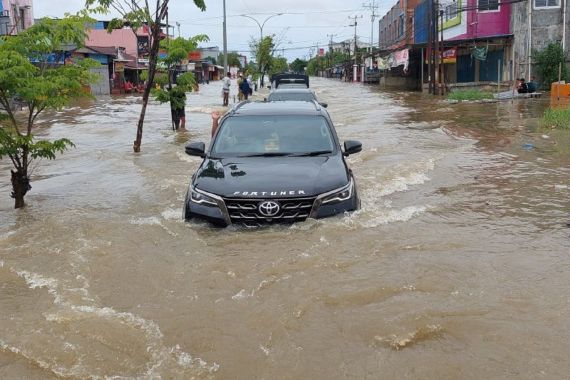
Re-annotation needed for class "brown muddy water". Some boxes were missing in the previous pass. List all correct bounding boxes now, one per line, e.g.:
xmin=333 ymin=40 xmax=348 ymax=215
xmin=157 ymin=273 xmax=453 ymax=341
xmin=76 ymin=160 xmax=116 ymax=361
xmin=0 ymin=78 xmax=569 ymax=379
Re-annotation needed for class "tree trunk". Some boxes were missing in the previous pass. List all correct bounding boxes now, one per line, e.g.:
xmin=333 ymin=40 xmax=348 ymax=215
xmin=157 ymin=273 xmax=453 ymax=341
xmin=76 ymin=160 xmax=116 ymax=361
xmin=11 ymin=170 xmax=30 ymax=209
xmin=133 ymin=22 xmax=162 ymax=153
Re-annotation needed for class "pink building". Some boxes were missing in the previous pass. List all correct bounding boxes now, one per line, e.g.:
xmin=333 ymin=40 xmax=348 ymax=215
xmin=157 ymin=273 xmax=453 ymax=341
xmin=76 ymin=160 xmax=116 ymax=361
xmin=86 ymin=29 xmax=138 ymax=57
xmin=0 ymin=0 xmax=34 ymax=35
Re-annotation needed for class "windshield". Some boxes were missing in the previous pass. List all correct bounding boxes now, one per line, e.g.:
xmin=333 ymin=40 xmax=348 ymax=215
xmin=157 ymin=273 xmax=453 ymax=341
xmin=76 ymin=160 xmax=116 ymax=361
xmin=268 ymin=92 xmax=315 ymax=102
xmin=212 ymin=115 xmax=335 ymax=156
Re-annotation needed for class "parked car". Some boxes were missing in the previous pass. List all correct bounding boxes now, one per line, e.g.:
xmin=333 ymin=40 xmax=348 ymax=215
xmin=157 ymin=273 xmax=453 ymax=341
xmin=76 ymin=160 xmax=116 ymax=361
xmin=183 ymin=101 xmax=361 ymax=227
xmin=266 ymin=88 xmax=327 ymax=108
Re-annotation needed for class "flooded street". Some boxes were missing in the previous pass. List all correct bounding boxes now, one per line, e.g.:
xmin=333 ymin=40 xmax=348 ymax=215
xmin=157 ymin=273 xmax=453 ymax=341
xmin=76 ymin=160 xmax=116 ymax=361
xmin=0 ymin=78 xmax=569 ymax=379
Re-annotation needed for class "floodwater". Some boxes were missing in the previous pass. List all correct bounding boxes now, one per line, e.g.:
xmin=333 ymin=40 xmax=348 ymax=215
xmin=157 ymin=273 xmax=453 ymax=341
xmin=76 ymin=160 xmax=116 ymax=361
xmin=0 ymin=78 xmax=569 ymax=379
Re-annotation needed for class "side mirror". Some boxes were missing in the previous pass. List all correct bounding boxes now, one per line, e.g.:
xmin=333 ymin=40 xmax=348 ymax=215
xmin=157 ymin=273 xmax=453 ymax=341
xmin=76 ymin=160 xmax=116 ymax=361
xmin=319 ymin=102 xmax=328 ymax=108
xmin=343 ymin=140 xmax=362 ymax=156
xmin=185 ymin=142 xmax=206 ymax=158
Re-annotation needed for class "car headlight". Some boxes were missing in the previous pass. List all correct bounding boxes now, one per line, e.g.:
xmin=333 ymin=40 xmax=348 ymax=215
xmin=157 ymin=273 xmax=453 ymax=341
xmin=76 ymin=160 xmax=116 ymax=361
xmin=320 ymin=179 xmax=354 ymax=205
xmin=190 ymin=187 xmax=219 ymax=207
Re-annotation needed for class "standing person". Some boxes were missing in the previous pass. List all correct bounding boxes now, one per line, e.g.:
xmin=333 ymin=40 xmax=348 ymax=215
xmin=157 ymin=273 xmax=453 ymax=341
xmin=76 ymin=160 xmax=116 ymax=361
xmin=237 ymin=74 xmax=244 ymax=101
xmin=222 ymin=74 xmax=231 ymax=106
xmin=170 ymin=86 xmax=187 ymax=131
xmin=247 ymin=74 xmax=254 ymax=95
xmin=240 ymin=78 xmax=251 ymax=101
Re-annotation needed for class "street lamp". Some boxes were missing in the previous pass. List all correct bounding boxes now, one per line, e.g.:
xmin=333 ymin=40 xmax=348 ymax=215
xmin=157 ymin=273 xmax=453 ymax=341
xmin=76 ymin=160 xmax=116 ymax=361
xmin=240 ymin=13 xmax=284 ymax=40
xmin=240 ymin=13 xmax=284 ymax=87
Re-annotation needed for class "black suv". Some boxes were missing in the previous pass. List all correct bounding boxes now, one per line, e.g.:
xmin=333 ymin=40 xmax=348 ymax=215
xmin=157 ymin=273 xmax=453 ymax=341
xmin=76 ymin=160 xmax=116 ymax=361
xmin=183 ymin=101 xmax=361 ymax=227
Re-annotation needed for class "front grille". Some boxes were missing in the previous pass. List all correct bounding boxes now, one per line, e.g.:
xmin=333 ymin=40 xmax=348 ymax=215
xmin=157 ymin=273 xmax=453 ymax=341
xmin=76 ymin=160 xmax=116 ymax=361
xmin=224 ymin=197 xmax=316 ymax=226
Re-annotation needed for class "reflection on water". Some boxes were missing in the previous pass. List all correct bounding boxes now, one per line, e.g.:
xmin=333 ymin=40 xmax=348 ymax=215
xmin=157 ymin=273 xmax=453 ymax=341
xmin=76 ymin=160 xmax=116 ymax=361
xmin=0 ymin=79 xmax=569 ymax=379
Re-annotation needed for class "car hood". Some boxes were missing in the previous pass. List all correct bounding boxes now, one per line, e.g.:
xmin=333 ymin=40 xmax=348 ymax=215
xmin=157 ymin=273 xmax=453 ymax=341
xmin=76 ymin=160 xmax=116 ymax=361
xmin=192 ymin=155 xmax=349 ymax=198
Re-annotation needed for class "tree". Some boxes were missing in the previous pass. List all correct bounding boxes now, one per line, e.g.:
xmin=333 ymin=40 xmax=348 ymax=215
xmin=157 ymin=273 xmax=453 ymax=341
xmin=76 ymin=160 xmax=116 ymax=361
xmin=217 ymin=52 xmax=242 ymax=69
xmin=534 ymin=42 xmax=569 ymax=90
xmin=85 ymin=0 xmax=206 ymax=153
xmin=290 ymin=58 xmax=307 ymax=73
xmin=0 ymin=15 xmax=97 ymax=209
xmin=269 ymin=57 xmax=288 ymax=77
xmin=250 ymin=35 xmax=275 ymax=87
xmin=158 ymin=35 xmax=208 ymax=128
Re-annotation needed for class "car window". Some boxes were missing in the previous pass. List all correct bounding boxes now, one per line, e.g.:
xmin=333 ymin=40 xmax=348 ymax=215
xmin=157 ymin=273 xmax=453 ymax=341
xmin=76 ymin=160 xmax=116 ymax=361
xmin=212 ymin=115 xmax=335 ymax=155
xmin=267 ymin=93 xmax=315 ymax=102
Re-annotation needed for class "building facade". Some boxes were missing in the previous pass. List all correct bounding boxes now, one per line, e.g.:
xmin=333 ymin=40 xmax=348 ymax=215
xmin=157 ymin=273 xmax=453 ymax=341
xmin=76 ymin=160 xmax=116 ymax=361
xmin=511 ymin=0 xmax=570 ymax=82
xmin=0 ymin=0 xmax=33 ymax=35
xmin=410 ymin=0 xmax=512 ymax=89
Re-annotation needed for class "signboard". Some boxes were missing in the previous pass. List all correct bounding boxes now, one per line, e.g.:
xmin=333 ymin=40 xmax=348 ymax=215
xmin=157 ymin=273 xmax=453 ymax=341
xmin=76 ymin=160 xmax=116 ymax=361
xmin=114 ymin=62 xmax=125 ymax=72
xmin=188 ymin=51 xmax=202 ymax=61
xmin=319 ymin=48 xmax=325 ymax=57
xmin=443 ymin=48 xmax=457 ymax=64
xmin=137 ymin=36 xmax=149 ymax=56
xmin=424 ymin=48 xmax=458 ymax=64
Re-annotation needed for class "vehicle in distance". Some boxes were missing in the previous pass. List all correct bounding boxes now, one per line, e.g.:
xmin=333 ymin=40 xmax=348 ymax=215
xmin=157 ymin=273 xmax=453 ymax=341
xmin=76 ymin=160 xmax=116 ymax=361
xmin=183 ymin=101 xmax=362 ymax=227
xmin=270 ymin=73 xmax=309 ymax=89
xmin=266 ymin=88 xmax=327 ymax=108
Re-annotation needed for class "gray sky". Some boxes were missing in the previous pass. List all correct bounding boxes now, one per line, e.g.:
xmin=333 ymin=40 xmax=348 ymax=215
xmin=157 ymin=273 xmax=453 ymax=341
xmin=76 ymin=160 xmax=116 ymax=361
xmin=34 ymin=0 xmax=391 ymax=61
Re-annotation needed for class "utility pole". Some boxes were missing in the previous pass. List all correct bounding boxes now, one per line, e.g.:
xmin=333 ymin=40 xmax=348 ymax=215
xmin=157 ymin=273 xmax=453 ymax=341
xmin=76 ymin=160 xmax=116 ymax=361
xmin=327 ymin=33 xmax=336 ymax=70
xmin=434 ymin=0 xmax=439 ymax=95
xmin=176 ymin=22 xmax=181 ymax=38
xmin=223 ymin=0 xmax=228 ymax=76
xmin=439 ymin=9 xmax=445 ymax=95
xmin=363 ymin=0 xmax=379 ymax=52
xmin=348 ymin=15 xmax=363 ymax=63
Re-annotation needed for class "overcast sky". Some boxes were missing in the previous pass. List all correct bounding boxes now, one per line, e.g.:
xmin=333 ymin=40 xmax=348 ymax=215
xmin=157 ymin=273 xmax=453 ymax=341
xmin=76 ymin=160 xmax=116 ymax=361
xmin=34 ymin=0 xmax=391 ymax=61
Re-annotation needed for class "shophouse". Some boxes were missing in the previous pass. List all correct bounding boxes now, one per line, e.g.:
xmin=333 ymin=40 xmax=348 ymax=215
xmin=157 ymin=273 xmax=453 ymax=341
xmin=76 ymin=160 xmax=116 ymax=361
xmin=0 ymin=0 xmax=33 ymax=35
xmin=413 ymin=0 xmax=513 ymax=91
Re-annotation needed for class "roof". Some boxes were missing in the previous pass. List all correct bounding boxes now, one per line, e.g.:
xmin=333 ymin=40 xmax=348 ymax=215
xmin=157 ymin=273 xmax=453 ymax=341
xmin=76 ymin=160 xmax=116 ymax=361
xmin=82 ymin=46 xmax=117 ymax=56
xmin=270 ymin=88 xmax=314 ymax=94
xmin=230 ymin=101 xmax=325 ymax=117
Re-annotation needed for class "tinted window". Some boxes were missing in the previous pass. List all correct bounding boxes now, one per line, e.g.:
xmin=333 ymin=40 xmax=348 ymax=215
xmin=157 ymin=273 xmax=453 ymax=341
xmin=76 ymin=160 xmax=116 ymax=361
xmin=212 ymin=115 xmax=335 ymax=155
xmin=267 ymin=92 xmax=316 ymax=102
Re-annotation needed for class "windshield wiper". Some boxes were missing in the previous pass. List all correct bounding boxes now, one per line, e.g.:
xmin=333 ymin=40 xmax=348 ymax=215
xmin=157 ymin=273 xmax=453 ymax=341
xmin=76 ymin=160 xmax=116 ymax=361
xmin=238 ymin=152 xmax=294 ymax=157
xmin=291 ymin=150 xmax=333 ymax=157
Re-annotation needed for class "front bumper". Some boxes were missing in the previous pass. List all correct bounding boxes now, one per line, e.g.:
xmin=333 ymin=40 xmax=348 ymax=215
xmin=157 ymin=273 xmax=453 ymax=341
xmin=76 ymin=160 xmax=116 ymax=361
xmin=184 ymin=180 xmax=359 ymax=227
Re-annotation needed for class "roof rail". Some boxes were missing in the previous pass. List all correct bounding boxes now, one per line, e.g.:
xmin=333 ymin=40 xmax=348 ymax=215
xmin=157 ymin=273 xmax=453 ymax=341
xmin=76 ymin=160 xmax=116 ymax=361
xmin=228 ymin=100 xmax=250 ymax=115
xmin=312 ymin=99 xmax=321 ymax=112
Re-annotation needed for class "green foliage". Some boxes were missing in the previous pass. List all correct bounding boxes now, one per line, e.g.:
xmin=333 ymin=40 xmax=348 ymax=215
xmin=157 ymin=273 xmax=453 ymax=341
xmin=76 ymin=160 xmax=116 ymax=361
xmin=250 ymin=36 xmax=275 ymax=78
xmin=0 ymin=128 xmax=75 ymax=161
xmin=218 ymin=52 xmax=242 ymax=68
xmin=290 ymin=58 xmax=307 ymax=73
xmin=541 ymin=107 xmax=570 ymax=130
xmin=0 ymin=15 xmax=96 ymax=207
xmin=447 ymin=89 xmax=494 ymax=101
xmin=161 ymin=35 xmax=209 ymax=66
xmin=533 ymin=42 xmax=569 ymax=90
xmin=153 ymin=72 xmax=196 ymax=109
xmin=306 ymin=57 xmax=326 ymax=76
xmin=269 ymin=57 xmax=288 ymax=76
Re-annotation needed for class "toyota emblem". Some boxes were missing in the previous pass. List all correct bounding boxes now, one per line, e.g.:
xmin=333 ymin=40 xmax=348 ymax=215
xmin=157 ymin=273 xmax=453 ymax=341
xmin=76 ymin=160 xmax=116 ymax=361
xmin=258 ymin=201 xmax=280 ymax=217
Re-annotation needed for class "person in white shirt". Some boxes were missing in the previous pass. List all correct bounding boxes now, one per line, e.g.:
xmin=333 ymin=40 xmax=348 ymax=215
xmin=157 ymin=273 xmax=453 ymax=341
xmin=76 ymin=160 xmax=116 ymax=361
xmin=222 ymin=75 xmax=231 ymax=106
